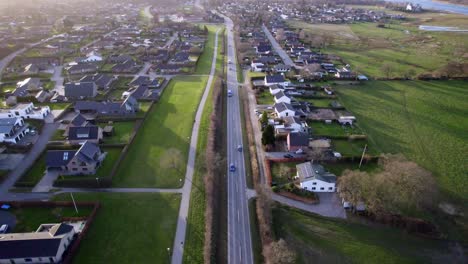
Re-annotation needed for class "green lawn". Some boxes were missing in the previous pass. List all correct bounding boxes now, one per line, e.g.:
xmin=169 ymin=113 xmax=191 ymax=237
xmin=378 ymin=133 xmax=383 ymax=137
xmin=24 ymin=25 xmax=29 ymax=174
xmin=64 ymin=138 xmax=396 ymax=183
xmin=107 ymin=88 xmax=126 ymax=100
xmin=288 ymin=19 xmax=468 ymax=78
xmin=113 ymin=76 xmax=208 ymax=188
xmin=195 ymin=25 xmax=221 ymax=74
xmin=11 ymin=206 xmax=92 ymax=233
xmin=336 ymin=80 xmax=468 ymax=200
xmin=54 ymin=193 xmax=180 ymax=264
xmin=332 ymin=139 xmax=374 ymax=157
xmin=270 ymin=162 xmax=299 ymax=185
xmin=273 ymin=205 xmax=451 ymax=264
xmin=94 ymin=147 xmax=122 ymax=178
xmin=136 ymin=101 xmax=152 ymax=118
xmin=100 ymin=121 xmax=135 ymax=144
xmin=247 ymin=71 xmax=266 ymax=78
xmin=323 ymin=161 xmax=380 ymax=177
xmin=256 ymin=90 xmax=274 ymax=105
xmin=112 ymin=76 xmax=133 ymax=89
xmin=308 ymin=121 xmax=364 ymax=136
xmin=15 ymin=153 xmax=46 ymax=187
xmin=297 ymin=98 xmax=333 ymax=107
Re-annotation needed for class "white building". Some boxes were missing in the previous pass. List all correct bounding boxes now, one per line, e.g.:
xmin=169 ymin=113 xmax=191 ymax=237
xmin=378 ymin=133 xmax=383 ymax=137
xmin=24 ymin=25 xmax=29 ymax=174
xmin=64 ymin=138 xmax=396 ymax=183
xmin=274 ymin=116 xmax=308 ymax=135
xmin=0 ymin=117 xmax=29 ymax=144
xmin=274 ymin=102 xmax=295 ymax=118
xmin=269 ymin=84 xmax=284 ymax=95
xmin=0 ymin=223 xmax=75 ymax=264
xmin=82 ymin=51 xmax=103 ymax=62
xmin=296 ymin=161 xmax=336 ymax=192
xmin=274 ymin=91 xmax=291 ymax=104
xmin=264 ymin=74 xmax=290 ymax=86
xmin=250 ymin=61 xmax=265 ymax=72
xmin=0 ymin=103 xmax=50 ymax=120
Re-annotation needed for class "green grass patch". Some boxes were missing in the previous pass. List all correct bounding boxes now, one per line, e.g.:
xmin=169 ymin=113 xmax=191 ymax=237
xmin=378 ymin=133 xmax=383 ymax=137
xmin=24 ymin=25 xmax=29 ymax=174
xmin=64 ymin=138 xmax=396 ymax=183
xmin=195 ymin=25 xmax=220 ymax=74
xmin=94 ymin=147 xmax=122 ymax=178
xmin=336 ymin=80 xmax=468 ymax=199
xmin=11 ymin=206 xmax=92 ymax=233
xmin=247 ymin=71 xmax=266 ymax=78
xmin=100 ymin=121 xmax=135 ymax=144
xmin=256 ymin=90 xmax=274 ymax=105
xmin=323 ymin=161 xmax=380 ymax=177
xmin=54 ymin=192 xmax=180 ymax=264
xmin=332 ymin=139 xmax=374 ymax=157
xmin=113 ymin=76 xmax=207 ymax=188
xmin=112 ymin=76 xmax=133 ymax=89
xmin=37 ymin=103 xmax=70 ymax=110
xmin=297 ymin=98 xmax=333 ymax=107
xmin=273 ymin=205 xmax=451 ymax=264
xmin=308 ymin=121 xmax=364 ymax=136
xmin=15 ymin=153 xmax=46 ymax=187
xmin=271 ymin=162 xmax=300 ymax=185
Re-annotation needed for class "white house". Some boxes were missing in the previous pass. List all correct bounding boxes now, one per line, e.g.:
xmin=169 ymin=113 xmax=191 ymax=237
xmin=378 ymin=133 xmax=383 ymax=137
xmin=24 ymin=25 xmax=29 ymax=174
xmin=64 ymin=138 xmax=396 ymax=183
xmin=269 ymin=84 xmax=284 ymax=95
xmin=274 ymin=91 xmax=291 ymax=104
xmin=274 ymin=102 xmax=295 ymax=118
xmin=296 ymin=161 xmax=336 ymax=192
xmin=82 ymin=51 xmax=103 ymax=62
xmin=274 ymin=116 xmax=308 ymax=135
xmin=264 ymin=74 xmax=290 ymax=86
xmin=0 ymin=223 xmax=75 ymax=264
xmin=0 ymin=103 xmax=50 ymax=120
xmin=0 ymin=117 xmax=29 ymax=144
xmin=250 ymin=60 xmax=265 ymax=72
xmin=336 ymin=112 xmax=356 ymax=126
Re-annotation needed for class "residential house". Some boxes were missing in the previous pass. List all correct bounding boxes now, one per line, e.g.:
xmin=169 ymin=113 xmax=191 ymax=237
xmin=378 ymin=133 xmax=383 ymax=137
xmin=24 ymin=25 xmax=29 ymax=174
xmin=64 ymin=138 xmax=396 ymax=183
xmin=16 ymin=78 xmax=42 ymax=92
xmin=79 ymin=51 xmax=103 ymax=62
xmin=67 ymin=63 xmax=98 ymax=75
xmin=158 ymin=64 xmax=182 ymax=74
xmin=287 ymin=132 xmax=309 ymax=152
xmin=255 ymin=44 xmax=271 ymax=55
xmin=169 ymin=52 xmax=190 ymax=65
xmin=68 ymin=125 xmax=103 ymax=144
xmin=0 ymin=117 xmax=28 ymax=144
xmin=108 ymin=55 xmax=133 ymax=64
xmin=22 ymin=63 xmax=39 ymax=75
xmin=74 ymin=96 xmax=139 ymax=117
xmin=275 ymin=116 xmax=308 ymax=135
xmin=0 ymin=223 xmax=75 ymax=264
xmin=264 ymin=74 xmax=289 ymax=86
xmin=296 ymin=161 xmax=336 ymax=192
xmin=46 ymin=141 xmax=106 ymax=175
xmin=336 ymin=111 xmax=356 ymax=126
xmin=250 ymin=60 xmax=265 ymax=72
xmin=111 ymin=59 xmax=138 ymax=73
xmin=274 ymin=91 xmax=291 ymax=104
xmin=274 ymin=102 xmax=295 ymax=118
xmin=79 ymin=74 xmax=114 ymax=90
xmin=273 ymin=64 xmax=291 ymax=73
xmin=0 ymin=103 xmax=50 ymax=120
xmin=269 ymin=84 xmax=284 ymax=95
xmin=64 ymin=82 xmax=97 ymax=99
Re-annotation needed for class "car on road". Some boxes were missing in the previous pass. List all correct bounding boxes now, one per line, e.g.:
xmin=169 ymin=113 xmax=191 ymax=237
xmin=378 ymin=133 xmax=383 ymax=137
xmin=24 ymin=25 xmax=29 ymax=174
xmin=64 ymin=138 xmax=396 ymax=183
xmin=228 ymin=59 xmax=232 ymax=63
xmin=227 ymin=90 xmax=233 ymax=97
xmin=283 ymin=154 xmax=293 ymax=159
xmin=237 ymin=145 xmax=242 ymax=152
xmin=229 ymin=163 xmax=236 ymax=172
xmin=0 ymin=224 xmax=8 ymax=234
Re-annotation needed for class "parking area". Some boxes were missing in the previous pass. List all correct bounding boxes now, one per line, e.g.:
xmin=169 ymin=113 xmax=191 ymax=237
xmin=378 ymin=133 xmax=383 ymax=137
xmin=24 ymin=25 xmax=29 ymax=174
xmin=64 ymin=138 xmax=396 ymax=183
xmin=0 ymin=210 xmax=16 ymax=232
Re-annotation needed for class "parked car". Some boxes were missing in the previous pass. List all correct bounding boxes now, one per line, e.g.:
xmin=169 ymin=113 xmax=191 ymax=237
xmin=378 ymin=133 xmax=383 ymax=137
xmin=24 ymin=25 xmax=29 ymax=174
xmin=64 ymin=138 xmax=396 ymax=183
xmin=283 ymin=154 xmax=293 ymax=158
xmin=229 ymin=163 xmax=236 ymax=172
xmin=237 ymin=145 xmax=242 ymax=152
xmin=0 ymin=224 xmax=8 ymax=234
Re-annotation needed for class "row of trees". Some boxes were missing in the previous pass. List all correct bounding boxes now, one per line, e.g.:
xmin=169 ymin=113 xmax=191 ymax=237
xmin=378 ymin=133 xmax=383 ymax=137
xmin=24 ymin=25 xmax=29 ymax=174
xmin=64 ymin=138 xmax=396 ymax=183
xmin=338 ymin=154 xmax=438 ymax=216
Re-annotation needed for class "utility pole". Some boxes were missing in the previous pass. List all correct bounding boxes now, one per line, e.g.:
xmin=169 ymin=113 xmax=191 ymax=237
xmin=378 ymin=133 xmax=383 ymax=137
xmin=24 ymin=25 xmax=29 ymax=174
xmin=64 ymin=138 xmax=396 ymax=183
xmin=70 ymin=192 xmax=79 ymax=214
xmin=358 ymin=144 xmax=368 ymax=169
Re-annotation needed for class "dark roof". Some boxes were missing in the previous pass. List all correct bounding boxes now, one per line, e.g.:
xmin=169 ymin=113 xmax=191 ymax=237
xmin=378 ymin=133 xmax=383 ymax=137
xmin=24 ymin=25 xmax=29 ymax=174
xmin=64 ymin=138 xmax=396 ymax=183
xmin=79 ymin=74 xmax=113 ymax=88
xmin=288 ymin=132 xmax=309 ymax=147
xmin=70 ymin=113 xmax=87 ymax=126
xmin=75 ymin=141 xmax=100 ymax=163
xmin=265 ymin=74 xmax=285 ymax=83
xmin=50 ymin=223 xmax=74 ymax=236
xmin=64 ymin=82 xmax=96 ymax=98
xmin=274 ymin=91 xmax=287 ymax=99
xmin=275 ymin=102 xmax=294 ymax=113
xmin=46 ymin=150 xmax=77 ymax=167
xmin=68 ymin=126 xmax=99 ymax=140
xmin=256 ymin=45 xmax=271 ymax=53
xmin=0 ymin=238 xmax=62 ymax=259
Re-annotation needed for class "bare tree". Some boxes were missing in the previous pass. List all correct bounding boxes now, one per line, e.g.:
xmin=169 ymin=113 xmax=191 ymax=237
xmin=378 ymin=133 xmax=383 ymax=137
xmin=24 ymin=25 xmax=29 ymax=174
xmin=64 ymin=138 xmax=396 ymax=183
xmin=159 ymin=148 xmax=184 ymax=174
xmin=265 ymin=239 xmax=297 ymax=264
xmin=381 ymin=63 xmax=394 ymax=79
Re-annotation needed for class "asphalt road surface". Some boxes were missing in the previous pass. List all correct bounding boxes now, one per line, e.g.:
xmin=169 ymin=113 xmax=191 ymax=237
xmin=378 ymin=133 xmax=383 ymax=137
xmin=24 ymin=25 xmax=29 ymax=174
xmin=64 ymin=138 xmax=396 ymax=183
xmin=261 ymin=24 xmax=296 ymax=67
xmin=221 ymin=13 xmax=254 ymax=264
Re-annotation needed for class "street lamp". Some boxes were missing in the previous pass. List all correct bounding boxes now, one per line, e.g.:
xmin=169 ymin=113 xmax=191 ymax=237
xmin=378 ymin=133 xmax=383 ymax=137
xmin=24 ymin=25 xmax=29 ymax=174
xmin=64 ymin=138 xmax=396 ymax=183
xmin=167 ymin=247 xmax=171 ymax=263
xmin=95 ymin=177 xmax=99 ymax=187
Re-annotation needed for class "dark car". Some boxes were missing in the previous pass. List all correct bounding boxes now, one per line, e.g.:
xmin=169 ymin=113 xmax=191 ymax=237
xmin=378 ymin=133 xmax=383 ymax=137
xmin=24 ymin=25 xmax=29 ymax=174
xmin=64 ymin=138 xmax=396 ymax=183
xmin=283 ymin=154 xmax=293 ymax=158
xmin=229 ymin=163 xmax=236 ymax=172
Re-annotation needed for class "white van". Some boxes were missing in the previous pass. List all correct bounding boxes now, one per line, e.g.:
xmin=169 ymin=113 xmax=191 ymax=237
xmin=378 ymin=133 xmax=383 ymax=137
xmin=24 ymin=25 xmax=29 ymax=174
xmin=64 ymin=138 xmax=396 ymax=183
xmin=0 ymin=224 xmax=9 ymax=234
xmin=227 ymin=90 xmax=233 ymax=97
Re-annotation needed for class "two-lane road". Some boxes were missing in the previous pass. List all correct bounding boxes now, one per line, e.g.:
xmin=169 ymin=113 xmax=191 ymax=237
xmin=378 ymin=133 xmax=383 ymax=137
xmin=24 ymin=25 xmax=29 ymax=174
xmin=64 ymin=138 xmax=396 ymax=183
xmin=222 ymin=13 xmax=254 ymax=264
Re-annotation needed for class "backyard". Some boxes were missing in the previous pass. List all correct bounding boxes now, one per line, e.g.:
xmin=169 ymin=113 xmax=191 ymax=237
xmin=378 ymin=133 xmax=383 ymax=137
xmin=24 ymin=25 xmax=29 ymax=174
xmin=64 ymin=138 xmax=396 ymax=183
xmin=15 ymin=153 xmax=46 ymax=187
xmin=273 ymin=205 xmax=452 ymax=264
xmin=308 ymin=121 xmax=364 ymax=136
xmin=99 ymin=121 xmax=135 ymax=144
xmin=336 ymin=80 xmax=468 ymax=200
xmin=112 ymin=76 xmax=208 ymax=188
xmin=54 ymin=193 xmax=180 ymax=264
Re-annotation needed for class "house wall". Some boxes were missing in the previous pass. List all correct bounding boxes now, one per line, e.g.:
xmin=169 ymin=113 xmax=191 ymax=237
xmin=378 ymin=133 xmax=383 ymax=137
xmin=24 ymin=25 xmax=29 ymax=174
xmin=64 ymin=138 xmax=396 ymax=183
xmin=66 ymin=157 xmax=99 ymax=175
xmin=300 ymin=180 xmax=336 ymax=192
xmin=276 ymin=109 xmax=295 ymax=118
xmin=274 ymin=96 xmax=291 ymax=104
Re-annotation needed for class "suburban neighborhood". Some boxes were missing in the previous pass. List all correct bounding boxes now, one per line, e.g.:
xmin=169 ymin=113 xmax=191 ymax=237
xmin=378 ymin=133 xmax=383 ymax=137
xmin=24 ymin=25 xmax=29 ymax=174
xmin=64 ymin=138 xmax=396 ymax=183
xmin=0 ymin=0 xmax=466 ymax=263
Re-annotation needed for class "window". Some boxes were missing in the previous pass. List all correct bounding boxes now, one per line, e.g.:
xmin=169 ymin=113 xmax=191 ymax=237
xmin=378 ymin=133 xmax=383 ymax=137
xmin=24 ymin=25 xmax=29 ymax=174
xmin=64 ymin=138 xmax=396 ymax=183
xmin=24 ymin=259 xmax=32 ymax=262
xmin=329 ymin=187 xmax=333 ymax=190
xmin=304 ymin=187 xmax=307 ymax=190
xmin=15 ymin=111 xmax=19 ymax=116
xmin=72 ymin=168 xmax=78 ymax=171
xmin=312 ymin=187 xmax=316 ymax=190
xmin=83 ymin=168 xmax=88 ymax=171
xmin=320 ymin=187 xmax=324 ymax=190
xmin=312 ymin=182 xmax=317 ymax=185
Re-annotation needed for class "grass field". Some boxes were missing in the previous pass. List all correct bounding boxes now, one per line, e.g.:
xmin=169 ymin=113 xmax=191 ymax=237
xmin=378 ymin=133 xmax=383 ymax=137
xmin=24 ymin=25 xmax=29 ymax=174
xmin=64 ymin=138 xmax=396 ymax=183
xmin=273 ymin=205 xmax=452 ymax=264
xmin=195 ymin=25 xmax=221 ymax=74
xmin=336 ymin=80 xmax=468 ymax=200
xmin=113 ymin=76 xmax=208 ymax=188
xmin=11 ymin=206 xmax=92 ymax=233
xmin=308 ymin=121 xmax=364 ymax=136
xmin=287 ymin=15 xmax=468 ymax=78
xmin=100 ymin=121 xmax=135 ymax=144
xmin=54 ymin=193 xmax=180 ymax=264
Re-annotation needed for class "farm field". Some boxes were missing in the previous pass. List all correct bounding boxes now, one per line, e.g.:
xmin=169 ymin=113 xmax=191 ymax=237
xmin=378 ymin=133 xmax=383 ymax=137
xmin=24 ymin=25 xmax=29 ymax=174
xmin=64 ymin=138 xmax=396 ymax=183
xmin=273 ymin=205 xmax=452 ymax=264
xmin=112 ymin=76 xmax=207 ymax=188
xmin=336 ymin=80 xmax=468 ymax=200
xmin=54 ymin=193 xmax=180 ymax=264
xmin=287 ymin=14 xmax=468 ymax=78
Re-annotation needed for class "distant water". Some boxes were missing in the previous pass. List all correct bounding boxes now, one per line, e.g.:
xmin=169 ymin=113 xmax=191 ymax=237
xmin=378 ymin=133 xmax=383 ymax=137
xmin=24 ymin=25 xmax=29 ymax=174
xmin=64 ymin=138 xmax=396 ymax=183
xmin=385 ymin=0 xmax=468 ymax=15
xmin=419 ymin=25 xmax=468 ymax=31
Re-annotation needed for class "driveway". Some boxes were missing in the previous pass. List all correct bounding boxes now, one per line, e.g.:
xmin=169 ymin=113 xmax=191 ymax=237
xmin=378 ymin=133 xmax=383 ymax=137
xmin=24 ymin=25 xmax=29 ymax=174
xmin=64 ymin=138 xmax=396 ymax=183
xmin=0 ymin=210 xmax=16 ymax=231
xmin=261 ymin=25 xmax=298 ymax=68
xmin=272 ymin=192 xmax=346 ymax=219
xmin=32 ymin=170 xmax=59 ymax=193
